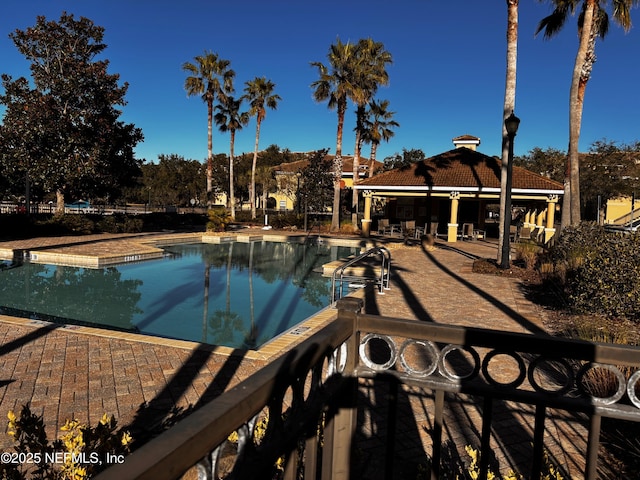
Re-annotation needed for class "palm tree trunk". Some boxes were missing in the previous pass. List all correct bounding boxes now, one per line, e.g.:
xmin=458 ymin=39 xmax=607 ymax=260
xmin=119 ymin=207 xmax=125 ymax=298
xmin=55 ymin=189 xmax=65 ymax=215
xmin=251 ymin=119 xmax=262 ymax=219
xmin=564 ymin=0 xmax=596 ymax=227
xmin=331 ymin=100 xmax=346 ymax=232
xmin=498 ymin=0 xmax=519 ymax=266
xmin=229 ymin=130 xmax=236 ymax=220
xmin=369 ymin=143 xmax=378 ymax=178
xmin=207 ymin=99 xmax=214 ymax=196
xmin=352 ymin=105 xmax=365 ymax=226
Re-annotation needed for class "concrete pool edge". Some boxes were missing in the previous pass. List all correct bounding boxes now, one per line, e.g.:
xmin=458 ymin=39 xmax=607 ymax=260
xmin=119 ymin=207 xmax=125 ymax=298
xmin=0 ymin=232 xmax=376 ymax=268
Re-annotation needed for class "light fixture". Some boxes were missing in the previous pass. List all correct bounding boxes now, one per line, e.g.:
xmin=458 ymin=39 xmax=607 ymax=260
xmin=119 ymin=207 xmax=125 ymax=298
xmin=505 ymin=111 xmax=520 ymax=136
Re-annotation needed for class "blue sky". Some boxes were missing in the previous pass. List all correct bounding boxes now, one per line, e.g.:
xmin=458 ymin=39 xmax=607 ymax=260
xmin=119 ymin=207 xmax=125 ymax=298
xmin=2 ymin=0 xmax=639 ymax=163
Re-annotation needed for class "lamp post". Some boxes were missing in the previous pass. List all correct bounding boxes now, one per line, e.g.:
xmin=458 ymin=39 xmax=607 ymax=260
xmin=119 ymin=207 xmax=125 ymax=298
xmin=500 ymin=111 xmax=520 ymax=269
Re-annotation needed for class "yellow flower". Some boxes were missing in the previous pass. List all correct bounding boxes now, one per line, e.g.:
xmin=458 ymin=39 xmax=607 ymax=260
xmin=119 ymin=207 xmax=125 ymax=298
xmin=121 ymin=431 xmax=133 ymax=446
xmin=100 ymin=413 xmax=111 ymax=426
xmin=7 ymin=410 xmax=16 ymax=422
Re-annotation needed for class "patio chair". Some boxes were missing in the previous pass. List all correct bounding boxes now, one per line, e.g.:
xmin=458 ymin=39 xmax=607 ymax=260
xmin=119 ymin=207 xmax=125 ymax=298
xmin=461 ymin=223 xmax=474 ymax=241
xmin=519 ymin=226 xmax=532 ymax=241
xmin=377 ymin=219 xmax=390 ymax=235
xmin=509 ymin=225 xmax=518 ymax=242
xmin=429 ymin=222 xmax=440 ymax=238
xmin=401 ymin=220 xmax=416 ymax=238
xmin=414 ymin=223 xmax=427 ymax=238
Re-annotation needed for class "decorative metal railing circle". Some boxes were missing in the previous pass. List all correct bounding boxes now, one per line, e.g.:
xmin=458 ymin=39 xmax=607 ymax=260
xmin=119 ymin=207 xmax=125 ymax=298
xmin=359 ymin=333 xmax=397 ymax=371
xmin=481 ymin=350 xmax=527 ymax=389
xmin=527 ymin=356 xmax=574 ymax=396
xmin=438 ymin=344 xmax=481 ymax=381
xmin=576 ymin=362 xmax=627 ymax=406
xmin=627 ymin=370 xmax=640 ymax=409
xmin=398 ymin=339 xmax=439 ymax=377
xmin=357 ymin=334 xmax=640 ymax=410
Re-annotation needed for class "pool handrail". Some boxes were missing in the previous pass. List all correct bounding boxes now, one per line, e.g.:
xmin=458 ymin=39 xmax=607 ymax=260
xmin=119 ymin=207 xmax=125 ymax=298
xmin=330 ymin=245 xmax=391 ymax=302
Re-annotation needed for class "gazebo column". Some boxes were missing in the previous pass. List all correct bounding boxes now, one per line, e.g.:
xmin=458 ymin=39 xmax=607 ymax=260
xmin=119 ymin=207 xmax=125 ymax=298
xmin=544 ymin=195 xmax=559 ymax=243
xmin=447 ymin=191 xmax=460 ymax=242
xmin=536 ymin=210 xmax=545 ymax=239
xmin=361 ymin=191 xmax=373 ymax=237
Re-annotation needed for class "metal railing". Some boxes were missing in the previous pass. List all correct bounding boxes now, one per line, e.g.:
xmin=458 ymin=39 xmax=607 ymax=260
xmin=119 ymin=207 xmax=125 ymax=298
xmin=95 ymin=298 xmax=640 ymax=480
xmin=330 ymin=246 xmax=391 ymax=302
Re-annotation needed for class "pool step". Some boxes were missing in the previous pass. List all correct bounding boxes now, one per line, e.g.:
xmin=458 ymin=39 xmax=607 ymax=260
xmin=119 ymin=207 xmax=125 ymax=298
xmin=321 ymin=260 xmax=381 ymax=277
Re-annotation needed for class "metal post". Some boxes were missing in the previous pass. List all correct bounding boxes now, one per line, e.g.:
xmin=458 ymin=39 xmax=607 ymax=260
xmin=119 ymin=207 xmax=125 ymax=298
xmin=500 ymin=112 xmax=520 ymax=269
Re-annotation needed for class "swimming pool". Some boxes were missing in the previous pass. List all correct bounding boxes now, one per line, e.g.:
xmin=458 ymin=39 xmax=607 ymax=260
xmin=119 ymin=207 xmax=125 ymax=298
xmin=0 ymin=240 xmax=360 ymax=349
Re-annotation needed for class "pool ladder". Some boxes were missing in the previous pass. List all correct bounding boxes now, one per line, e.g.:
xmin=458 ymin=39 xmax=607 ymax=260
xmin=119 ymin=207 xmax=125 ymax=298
xmin=330 ymin=246 xmax=391 ymax=303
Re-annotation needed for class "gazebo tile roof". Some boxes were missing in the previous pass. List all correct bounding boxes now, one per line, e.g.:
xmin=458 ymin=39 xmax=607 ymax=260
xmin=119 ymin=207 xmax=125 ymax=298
xmin=357 ymin=148 xmax=563 ymax=192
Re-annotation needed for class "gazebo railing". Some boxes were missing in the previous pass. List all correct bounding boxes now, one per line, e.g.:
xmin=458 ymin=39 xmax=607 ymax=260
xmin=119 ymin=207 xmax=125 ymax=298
xmin=95 ymin=298 xmax=640 ymax=480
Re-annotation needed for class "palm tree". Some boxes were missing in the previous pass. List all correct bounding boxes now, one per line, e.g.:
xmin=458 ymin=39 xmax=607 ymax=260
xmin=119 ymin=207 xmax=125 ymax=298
xmin=311 ymin=38 xmax=359 ymax=232
xmin=182 ymin=51 xmax=235 ymax=199
xmin=243 ymin=77 xmax=281 ymax=220
xmin=214 ymin=95 xmax=249 ymax=220
xmin=498 ymin=0 xmax=519 ymax=268
xmin=361 ymin=99 xmax=399 ymax=178
xmin=350 ymin=39 xmax=392 ymax=226
xmin=537 ymin=0 xmax=638 ymax=227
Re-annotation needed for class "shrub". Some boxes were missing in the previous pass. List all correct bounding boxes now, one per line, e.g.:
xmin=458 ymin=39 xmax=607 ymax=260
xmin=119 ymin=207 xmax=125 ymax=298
xmin=96 ymin=215 xmax=121 ymax=233
xmin=269 ymin=212 xmax=303 ymax=230
xmin=547 ymin=223 xmax=640 ymax=321
xmin=3 ymin=404 xmax=131 ymax=479
xmin=122 ymin=216 xmax=143 ymax=233
xmin=50 ymin=214 xmax=97 ymax=235
xmin=513 ymin=239 xmax=541 ymax=270
xmin=207 ymin=208 xmax=231 ymax=232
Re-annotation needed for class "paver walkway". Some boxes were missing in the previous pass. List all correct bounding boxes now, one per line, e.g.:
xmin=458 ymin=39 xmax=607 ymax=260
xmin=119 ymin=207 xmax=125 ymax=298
xmin=0 ymin=232 xmax=586 ymax=477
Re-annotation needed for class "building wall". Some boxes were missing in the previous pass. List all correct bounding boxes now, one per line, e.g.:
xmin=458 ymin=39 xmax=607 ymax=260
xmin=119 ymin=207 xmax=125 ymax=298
xmin=606 ymin=196 xmax=637 ymax=223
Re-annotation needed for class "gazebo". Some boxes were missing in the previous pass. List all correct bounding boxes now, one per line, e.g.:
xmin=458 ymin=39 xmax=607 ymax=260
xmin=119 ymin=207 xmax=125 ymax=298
xmin=354 ymin=135 xmax=564 ymax=243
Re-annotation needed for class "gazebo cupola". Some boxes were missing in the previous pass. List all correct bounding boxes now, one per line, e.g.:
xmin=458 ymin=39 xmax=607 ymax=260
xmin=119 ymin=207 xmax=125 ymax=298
xmin=452 ymin=134 xmax=481 ymax=151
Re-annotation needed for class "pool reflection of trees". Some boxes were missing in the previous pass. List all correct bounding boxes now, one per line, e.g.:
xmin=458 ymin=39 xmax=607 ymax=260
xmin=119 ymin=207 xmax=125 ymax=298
xmin=0 ymin=241 xmax=354 ymax=348
xmin=198 ymin=241 xmax=353 ymax=348
xmin=0 ymin=264 xmax=142 ymax=331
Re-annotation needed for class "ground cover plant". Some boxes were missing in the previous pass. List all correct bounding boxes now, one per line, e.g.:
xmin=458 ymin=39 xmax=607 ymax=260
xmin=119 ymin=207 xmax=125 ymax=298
xmin=1 ymin=405 xmax=131 ymax=480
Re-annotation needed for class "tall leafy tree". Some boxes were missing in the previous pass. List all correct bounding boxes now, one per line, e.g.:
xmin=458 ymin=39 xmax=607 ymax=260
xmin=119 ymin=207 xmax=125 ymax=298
xmin=140 ymin=154 xmax=206 ymax=206
xmin=311 ymin=38 xmax=359 ymax=232
xmin=383 ymin=148 xmax=425 ymax=171
xmin=514 ymin=147 xmax=566 ymax=183
xmin=350 ymin=38 xmax=392 ymax=225
xmin=361 ymin=99 xmax=399 ymax=178
xmin=498 ymin=0 xmax=519 ymax=267
xmin=537 ymin=0 xmax=638 ymax=227
xmin=214 ymin=95 xmax=249 ymax=219
xmin=243 ymin=77 xmax=281 ymax=219
xmin=183 ymin=51 xmax=235 ymax=199
xmin=2 ymin=13 xmax=143 ymax=212
xmin=300 ymin=149 xmax=334 ymax=217
xmin=581 ymin=139 xmax=640 ymax=220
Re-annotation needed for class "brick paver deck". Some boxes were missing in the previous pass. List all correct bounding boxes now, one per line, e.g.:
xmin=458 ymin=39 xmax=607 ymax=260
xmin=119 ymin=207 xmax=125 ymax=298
xmin=0 ymin=232 xmax=588 ymax=477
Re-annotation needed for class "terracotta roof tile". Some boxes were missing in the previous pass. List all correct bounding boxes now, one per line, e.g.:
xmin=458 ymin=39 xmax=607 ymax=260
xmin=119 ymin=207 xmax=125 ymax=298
xmin=357 ymin=148 xmax=564 ymax=192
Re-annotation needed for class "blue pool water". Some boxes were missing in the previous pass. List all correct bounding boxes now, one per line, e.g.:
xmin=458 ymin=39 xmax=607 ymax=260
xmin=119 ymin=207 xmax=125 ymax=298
xmin=0 ymin=241 xmax=359 ymax=349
